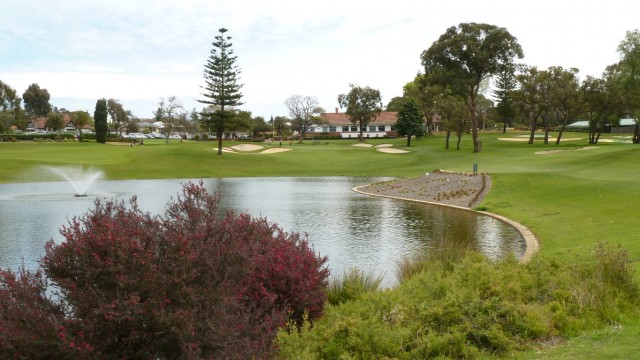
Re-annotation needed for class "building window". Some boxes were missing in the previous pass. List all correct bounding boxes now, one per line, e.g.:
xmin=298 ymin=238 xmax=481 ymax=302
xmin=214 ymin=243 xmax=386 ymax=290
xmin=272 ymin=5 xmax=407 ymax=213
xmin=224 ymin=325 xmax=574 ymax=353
xmin=369 ymin=126 xmax=376 ymax=132
xmin=329 ymin=126 xmax=336 ymax=132
xmin=378 ymin=125 xmax=385 ymax=131
xmin=322 ymin=126 xmax=328 ymax=133
xmin=351 ymin=126 xmax=357 ymax=132
xmin=342 ymin=126 xmax=349 ymax=132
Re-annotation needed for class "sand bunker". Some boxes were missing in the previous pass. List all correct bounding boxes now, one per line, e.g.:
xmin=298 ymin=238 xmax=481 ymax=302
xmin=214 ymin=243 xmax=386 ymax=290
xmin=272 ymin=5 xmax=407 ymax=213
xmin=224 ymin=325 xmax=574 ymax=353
xmin=499 ymin=137 xmax=583 ymax=142
xmin=351 ymin=143 xmax=373 ymax=148
xmin=374 ymin=144 xmax=394 ymax=148
xmin=260 ymin=148 xmax=292 ymax=154
xmin=231 ymin=144 xmax=264 ymax=151
xmin=536 ymin=146 xmax=599 ymax=155
xmin=376 ymin=148 xmax=410 ymax=154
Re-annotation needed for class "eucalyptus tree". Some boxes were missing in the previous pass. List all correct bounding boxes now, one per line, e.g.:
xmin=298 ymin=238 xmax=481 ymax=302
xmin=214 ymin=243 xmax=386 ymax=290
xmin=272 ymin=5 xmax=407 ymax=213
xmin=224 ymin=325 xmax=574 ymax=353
xmin=548 ymin=66 xmax=582 ymax=144
xmin=0 ymin=80 xmax=25 ymax=132
xmin=273 ymin=116 xmax=290 ymax=138
xmin=513 ymin=66 xmax=551 ymax=144
xmin=22 ymin=83 xmax=52 ymax=119
xmin=284 ymin=95 xmax=325 ymax=142
xmin=581 ymin=75 xmax=622 ymax=144
xmin=437 ymin=95 xmax=468 ymax=150
xmin=337 ymin=84 xmax=383 ymax=142
xmin=199 ymin=28 xmax=244 ymax=155
xmin=156 ymin=96 xmax=184 ymax=143
xmin=70 ymin=110 xmax=91 ymax=141
xmin=46 ymin=112 xmax=65 ymax=132
xmin=403 ymin=74 xmax=442 ymax=135
xmin=394 ymin=98 xmax=424 ymax=146
xmin=107 ymin=99 xmax=129 ymax=136
xmin=614 ymin=29 xmax=640 ymax=142
xmin=421 ymin=23 xmax=523 ymax=152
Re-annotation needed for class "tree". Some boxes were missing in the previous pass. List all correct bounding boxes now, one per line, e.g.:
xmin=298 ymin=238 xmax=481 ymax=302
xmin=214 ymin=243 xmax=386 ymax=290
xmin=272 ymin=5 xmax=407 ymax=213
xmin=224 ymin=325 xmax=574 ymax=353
xmin=70 ymin=111 xmax=91 ymax=142
xmin=0 ymin=80 xmax=25 ymax=133
xmin=22 ymin=83 xmax=52 ymax=119
xmin=437 ymin=95 xmax=469 ymax=150
xmin=251 ymin=116 xmax=272 ymax=138
xmin=615 ymin=29 xmax=640 ymax=143
xmin=199 ymin=28 xmax=244 ymax=155
xmin=1 ymin=183 xmax=328 ymax=358
xmin=421 ymin=23 xmax=523 ymax=152
xmin=548 ymin=66 xmax=582 ymax=144
xmin=94 ymin=99 xmax=108 ymax=143
xmin=395 ymin=98 xmax=424 ymax=146
xmin=581 ymin=75 xmax=621 ymax=144
xmin=338 ymin=84 xmax=383 ymax=142
xmin=284 ymin=95 xmax=325 ymax=142
xmin=273 ymin=116 xmax=290 ymax=138
xmin=386 ymin=96 xmax=409 ymax=112
xmin=106 ymin=99 xmax=128 ymax=136
xmin=492 ymin=65 xmax=517 ymax=133
xmin=403 ymin=75 xmax=443 ymax=135
xmin=156 ymin=96 xmax=184 ymax=143
xmin=513 ymin=66 xmax=548 ymax=144
xmin=46 ymin=112 xmax=65 ymax=132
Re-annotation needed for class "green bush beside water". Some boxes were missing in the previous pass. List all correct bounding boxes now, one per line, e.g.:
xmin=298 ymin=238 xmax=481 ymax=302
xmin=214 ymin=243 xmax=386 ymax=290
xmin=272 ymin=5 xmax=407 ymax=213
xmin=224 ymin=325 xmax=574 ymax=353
xmin=277 ymin=243 xmax=639 ymax=359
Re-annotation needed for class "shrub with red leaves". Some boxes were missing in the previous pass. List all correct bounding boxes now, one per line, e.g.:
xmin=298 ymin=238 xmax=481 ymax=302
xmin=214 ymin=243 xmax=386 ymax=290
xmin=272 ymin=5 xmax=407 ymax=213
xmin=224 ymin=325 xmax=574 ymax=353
xmin=1 ymin=182 xmax=328 ymax=359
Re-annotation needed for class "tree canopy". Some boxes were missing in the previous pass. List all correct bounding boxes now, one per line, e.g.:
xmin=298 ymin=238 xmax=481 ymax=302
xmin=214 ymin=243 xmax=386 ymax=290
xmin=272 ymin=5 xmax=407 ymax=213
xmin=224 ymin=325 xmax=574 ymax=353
xmin=284 ymin=95 xmax=325 ymax=142
xmin=337 ymin=84 xmax=383 ymax=142
xmin=421 ymin=23 xmax=523 ymax=152
xmin=199 ymin=28 xmax=244 ymax=155
xmin=394 ymin=98 xmax=424 ymax=146
xmin=22 ymin=83 xmax=52 ymax=119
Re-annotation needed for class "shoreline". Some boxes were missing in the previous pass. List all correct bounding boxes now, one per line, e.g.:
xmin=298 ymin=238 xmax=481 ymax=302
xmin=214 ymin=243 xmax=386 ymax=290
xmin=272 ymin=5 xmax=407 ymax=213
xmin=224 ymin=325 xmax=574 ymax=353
xmin=353 ymin=171 xmax=539 ymax=262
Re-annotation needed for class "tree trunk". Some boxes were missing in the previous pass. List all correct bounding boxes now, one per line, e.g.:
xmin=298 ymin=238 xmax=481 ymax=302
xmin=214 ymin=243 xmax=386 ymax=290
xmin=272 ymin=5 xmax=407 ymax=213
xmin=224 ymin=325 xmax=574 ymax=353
xmin=555 ymin=123 xmax=567 ymax=145
xmin=217 ymin=133 xmax=223 ymax=155
xmin=528 ymin=112 xmax=537 ymax=144
xmin=634 ymin=122 xmax=640 ymax=144
xmin=456 ymin=134 xmax=462 ymax=150
xmin=407 ymin=135 xmax=411 ymax=146
xmin=469 ymin=94 xmax=481 ymax=153
xmin=503 ymin=121 xmax=507 ymax=133
xmin=445 ymin=131 xmax=451 ymax=149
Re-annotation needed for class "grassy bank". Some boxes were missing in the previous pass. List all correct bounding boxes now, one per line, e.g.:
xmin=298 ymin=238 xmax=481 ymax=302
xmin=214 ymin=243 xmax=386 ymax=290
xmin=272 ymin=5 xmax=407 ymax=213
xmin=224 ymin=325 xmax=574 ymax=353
xmin=1 ymin=133 xmax=639 ymax=357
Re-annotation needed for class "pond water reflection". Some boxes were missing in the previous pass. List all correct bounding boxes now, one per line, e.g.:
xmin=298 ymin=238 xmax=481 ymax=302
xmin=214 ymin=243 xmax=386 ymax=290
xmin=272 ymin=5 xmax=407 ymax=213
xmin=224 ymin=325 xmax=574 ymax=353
xmin=0 ymin=177 xmax=525 ymax=287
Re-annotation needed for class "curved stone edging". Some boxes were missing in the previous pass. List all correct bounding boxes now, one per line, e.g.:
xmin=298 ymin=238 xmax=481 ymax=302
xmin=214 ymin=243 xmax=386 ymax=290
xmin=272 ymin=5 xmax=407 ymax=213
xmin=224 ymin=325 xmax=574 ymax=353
xmin=352 ymin=185 xmax=540 ymax=263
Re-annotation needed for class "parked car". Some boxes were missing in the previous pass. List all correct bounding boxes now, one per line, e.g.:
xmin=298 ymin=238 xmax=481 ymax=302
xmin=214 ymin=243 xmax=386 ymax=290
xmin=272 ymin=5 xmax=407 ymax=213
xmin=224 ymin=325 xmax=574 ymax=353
xmin=170 ymin=134 xmax=182 ymax=139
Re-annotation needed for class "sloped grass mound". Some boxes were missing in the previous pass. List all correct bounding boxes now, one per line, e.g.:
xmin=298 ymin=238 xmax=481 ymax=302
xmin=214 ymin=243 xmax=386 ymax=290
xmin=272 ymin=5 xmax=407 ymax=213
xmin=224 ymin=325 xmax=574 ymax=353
xmin=277 ymin=243 xmax=639 ymax=359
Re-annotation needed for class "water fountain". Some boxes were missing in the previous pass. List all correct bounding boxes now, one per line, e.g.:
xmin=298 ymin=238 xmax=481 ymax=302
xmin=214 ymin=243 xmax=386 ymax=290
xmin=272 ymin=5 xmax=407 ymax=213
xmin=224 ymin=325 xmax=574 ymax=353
xmin=42 ymin=165 xmax=104 ymax=197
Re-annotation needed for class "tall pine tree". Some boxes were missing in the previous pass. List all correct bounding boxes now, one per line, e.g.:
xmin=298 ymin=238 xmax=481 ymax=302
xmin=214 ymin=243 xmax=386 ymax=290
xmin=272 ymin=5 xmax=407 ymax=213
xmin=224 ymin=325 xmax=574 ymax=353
xmin=94 ymin=98 xmax=108 ymax=144
xmin=493 ymin=65 xmax=517 ymax=133
xmin=199 ymin=28 xmax=244 ymax=155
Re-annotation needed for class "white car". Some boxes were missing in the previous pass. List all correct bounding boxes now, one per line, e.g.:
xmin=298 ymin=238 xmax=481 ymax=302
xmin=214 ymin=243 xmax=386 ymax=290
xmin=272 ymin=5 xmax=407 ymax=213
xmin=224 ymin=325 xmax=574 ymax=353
xmin=170 ymin=134 xmax=182 ymax=139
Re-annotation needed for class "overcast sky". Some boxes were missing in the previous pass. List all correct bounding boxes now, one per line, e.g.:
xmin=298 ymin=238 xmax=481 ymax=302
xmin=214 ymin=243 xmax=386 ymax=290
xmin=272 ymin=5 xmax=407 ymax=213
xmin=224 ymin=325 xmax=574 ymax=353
xmin=2 ymin=0 xmax=638 ymax=119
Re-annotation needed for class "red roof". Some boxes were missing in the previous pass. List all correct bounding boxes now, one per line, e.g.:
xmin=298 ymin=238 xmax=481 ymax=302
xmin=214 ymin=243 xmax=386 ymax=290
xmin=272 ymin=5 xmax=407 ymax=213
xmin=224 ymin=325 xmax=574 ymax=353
xmin=320 ymin=111 xmax=398 ymax=126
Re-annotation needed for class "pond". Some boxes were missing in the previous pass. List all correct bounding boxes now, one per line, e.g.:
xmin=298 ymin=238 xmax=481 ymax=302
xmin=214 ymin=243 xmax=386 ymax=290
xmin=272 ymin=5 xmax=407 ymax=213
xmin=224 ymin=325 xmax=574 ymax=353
xmin=0 ymin=177 xmax=526 ymax=287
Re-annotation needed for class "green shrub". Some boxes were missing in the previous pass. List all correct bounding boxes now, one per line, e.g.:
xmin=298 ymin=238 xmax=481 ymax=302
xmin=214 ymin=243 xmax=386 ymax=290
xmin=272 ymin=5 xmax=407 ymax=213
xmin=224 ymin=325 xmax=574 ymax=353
xmin=325 ymin=268 xmax=383 ymax=305
xmin=277 ymin=244 xmax=640 ymax=359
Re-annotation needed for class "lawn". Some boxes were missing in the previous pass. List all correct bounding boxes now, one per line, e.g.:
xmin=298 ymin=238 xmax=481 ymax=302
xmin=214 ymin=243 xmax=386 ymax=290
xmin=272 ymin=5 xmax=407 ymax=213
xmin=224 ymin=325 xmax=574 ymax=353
xmin=1 ymin=133 xmax=639 ymax=357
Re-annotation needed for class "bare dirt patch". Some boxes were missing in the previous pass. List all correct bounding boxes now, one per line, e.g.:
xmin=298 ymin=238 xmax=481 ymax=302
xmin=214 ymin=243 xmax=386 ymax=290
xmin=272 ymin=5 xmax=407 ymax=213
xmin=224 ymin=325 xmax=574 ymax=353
xmin=356 ymin=171 xmax=489 ymax=208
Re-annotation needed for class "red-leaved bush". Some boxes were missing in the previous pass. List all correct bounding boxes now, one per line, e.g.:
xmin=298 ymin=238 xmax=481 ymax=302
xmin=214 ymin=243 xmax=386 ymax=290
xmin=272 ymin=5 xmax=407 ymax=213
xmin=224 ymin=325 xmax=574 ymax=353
xmin=0 ymin=182 xmax=328 ymax=359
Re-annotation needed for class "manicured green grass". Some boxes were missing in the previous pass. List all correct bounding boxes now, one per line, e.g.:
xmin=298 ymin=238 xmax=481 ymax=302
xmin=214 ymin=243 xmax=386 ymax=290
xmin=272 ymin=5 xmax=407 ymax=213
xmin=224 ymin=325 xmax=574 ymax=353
xmin=2 ymin=133 xmax=639 ymax=357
